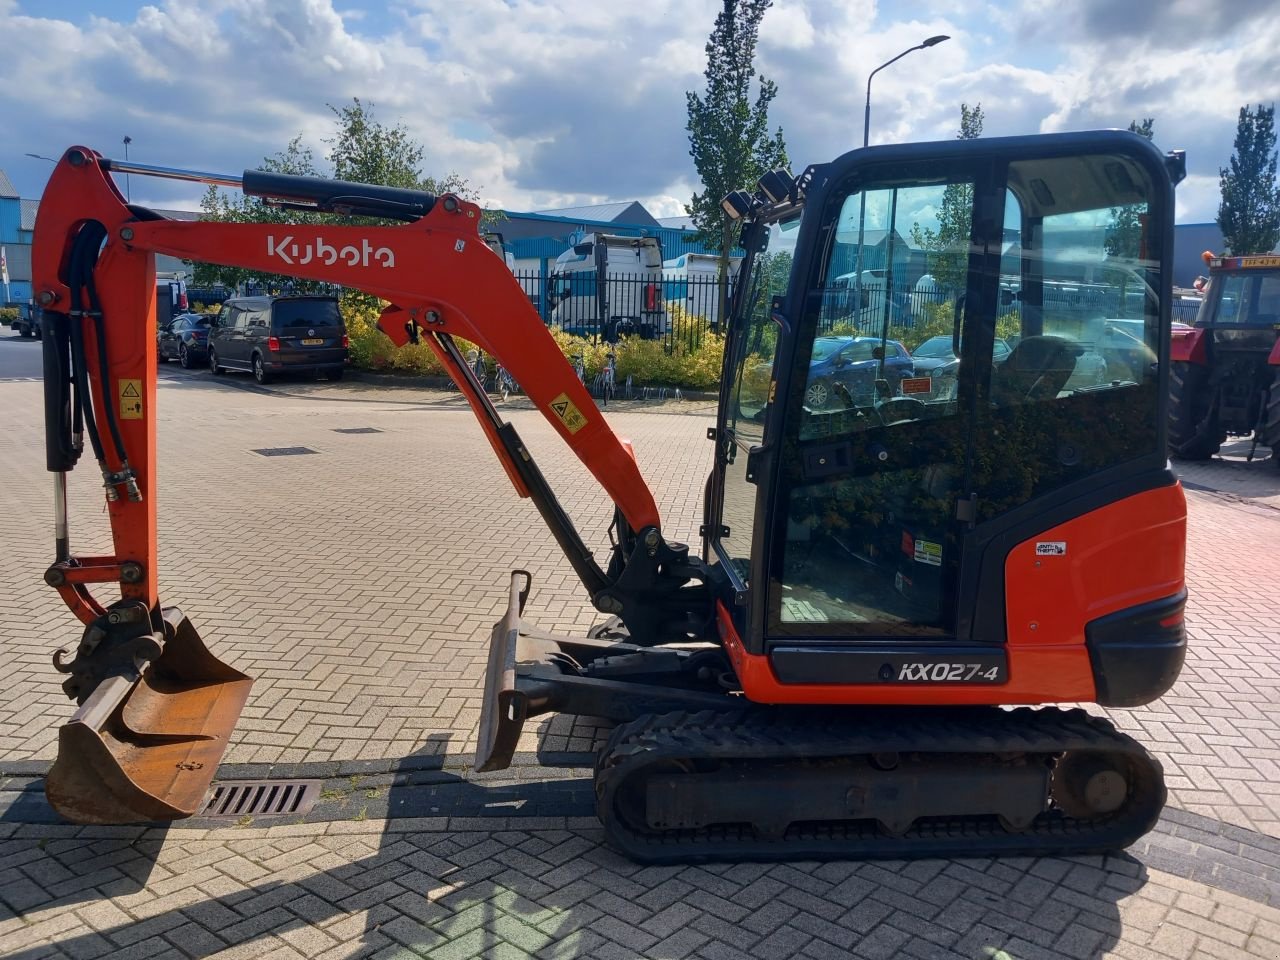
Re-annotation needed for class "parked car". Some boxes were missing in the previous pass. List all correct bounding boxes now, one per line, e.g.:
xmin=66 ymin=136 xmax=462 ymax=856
xmin=157 ymin=313 xmax=215 ymax=368
xmin=908 ymin=335 xmax=1012 ymax=400
xmin=804 ymin=335 xmax=913 ymax=409
xmin=9 ymin=302 xmax=42 ymax=339
xmin=207 ymin=295 xmax=348 ymax=385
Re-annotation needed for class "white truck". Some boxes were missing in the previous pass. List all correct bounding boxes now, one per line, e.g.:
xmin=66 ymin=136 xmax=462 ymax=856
xmin=156 ymin=275 xmax=189 ymax=327
xmin=662 ymin=252 xmax=741 ymax=329
xmin=548 ymin=233 xmax=666 ymax=340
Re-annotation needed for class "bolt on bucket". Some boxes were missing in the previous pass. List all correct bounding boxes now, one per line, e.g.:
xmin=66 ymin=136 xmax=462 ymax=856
xmin=46 ymin=607 xmax=252 ymax=824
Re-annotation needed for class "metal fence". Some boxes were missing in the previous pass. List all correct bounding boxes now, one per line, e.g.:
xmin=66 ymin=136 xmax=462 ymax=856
xmin=513 ymin=269 xmax=734 ymax=350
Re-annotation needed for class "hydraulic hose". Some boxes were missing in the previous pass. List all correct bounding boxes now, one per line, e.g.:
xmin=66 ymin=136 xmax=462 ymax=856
xmin=64 ymin=220 xmax=139 ymax=500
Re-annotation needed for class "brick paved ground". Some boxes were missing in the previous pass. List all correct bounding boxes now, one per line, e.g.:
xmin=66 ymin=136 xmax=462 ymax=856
xmin=2 ymin=343 xmax=1279 ymax=958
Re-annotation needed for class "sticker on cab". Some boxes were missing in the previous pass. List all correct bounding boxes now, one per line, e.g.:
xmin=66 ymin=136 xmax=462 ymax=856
xmin=900 ymin=377 xmax=932 ymax=395
xmin=548 ymin=393 xmax=589 ymax=435
xmin=118 ymin=379 xmax=143 ymax=420
xmin=913 ymin=539 xmax=942 ymax=566
xmin=1035 ymin=541 xmax=1067 ymax=556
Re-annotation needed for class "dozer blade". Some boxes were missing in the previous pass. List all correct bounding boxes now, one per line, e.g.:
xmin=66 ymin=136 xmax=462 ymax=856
xmin=46 ymin=612 xmax=252 ymax=824
xmin=475 ymin=570 xmax=532 ymax=773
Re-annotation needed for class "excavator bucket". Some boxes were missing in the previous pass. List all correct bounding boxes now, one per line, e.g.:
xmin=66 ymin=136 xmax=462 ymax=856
xmin=46 ymin=612 xmax=252 ymax=824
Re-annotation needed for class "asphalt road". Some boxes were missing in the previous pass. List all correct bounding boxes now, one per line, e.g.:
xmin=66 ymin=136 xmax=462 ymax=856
xmin=0 ymin=328 xmax=45 ymax=380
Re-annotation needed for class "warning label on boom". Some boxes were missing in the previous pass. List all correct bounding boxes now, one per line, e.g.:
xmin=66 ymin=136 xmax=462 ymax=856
xmin=548 ymin=393 xmax=588 ymax=435
xmin=118 ymin=379 xmax=143 ymax=420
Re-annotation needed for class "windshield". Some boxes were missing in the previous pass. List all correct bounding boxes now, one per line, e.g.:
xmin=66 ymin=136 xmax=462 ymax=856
xmin=273 ymin=299 xmax=342 ymax=332
xmin=810 ymin=338 xmax=846 ymax=362
xmin=912 ymin=337 xmax=954 ymax=359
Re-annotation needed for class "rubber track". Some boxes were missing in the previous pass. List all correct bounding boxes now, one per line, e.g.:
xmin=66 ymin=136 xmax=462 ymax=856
xmin=595 ymin=707 xmax=1165 ymax=864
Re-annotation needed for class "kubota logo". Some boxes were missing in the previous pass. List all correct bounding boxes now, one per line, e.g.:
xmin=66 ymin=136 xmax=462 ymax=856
xmin=267 ymin=235 xmax=396 ymax=268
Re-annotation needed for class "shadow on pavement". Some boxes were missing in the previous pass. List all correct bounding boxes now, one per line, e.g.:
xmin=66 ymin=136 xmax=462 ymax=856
xmin=0 ymin=728 xmax=1146 ymax=960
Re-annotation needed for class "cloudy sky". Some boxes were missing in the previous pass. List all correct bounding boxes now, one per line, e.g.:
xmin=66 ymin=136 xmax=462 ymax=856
xmin=1 ymin=0 xmax=1276 ymax=223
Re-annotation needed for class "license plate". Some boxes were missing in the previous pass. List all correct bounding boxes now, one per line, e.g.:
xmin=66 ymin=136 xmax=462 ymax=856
xmin=301 ymin=338 xmax=324 ymax=346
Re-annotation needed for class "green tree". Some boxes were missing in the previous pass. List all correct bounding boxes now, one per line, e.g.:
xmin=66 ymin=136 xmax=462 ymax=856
xmin=686 ymin=0 xmax=788 ymax=319
xmin=1103 ymin=118 xmax=1155 ymax=266
xmin=911 ymin=102 xmax=983 ymax=292
xmin=1218 ymin=103 xmax=1280 ymax=254
xmin=191 ymin=99 xmax=488 ymax=292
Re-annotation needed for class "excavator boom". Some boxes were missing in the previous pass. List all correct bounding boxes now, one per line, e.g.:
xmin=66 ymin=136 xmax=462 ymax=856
xmin=31 ymin=147 xmax=686 ymax=823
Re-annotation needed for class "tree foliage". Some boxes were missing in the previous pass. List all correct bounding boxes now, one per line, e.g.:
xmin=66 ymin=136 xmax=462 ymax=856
xmin=192 ymin=99 xmax=488 ymax=292
xmin=686 ymin=0 xmax=788 ymax=308
xmin=1217 ymin=103 xmax=1280 ymax=255
xmin=1103 ymin=118 xmax=1155 ymax=263
xmin=911 ymin=102 xmax=983 ymax=292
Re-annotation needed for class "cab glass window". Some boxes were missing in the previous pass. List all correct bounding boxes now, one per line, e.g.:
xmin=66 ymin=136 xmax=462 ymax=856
xmin=973 ymin=155 xmax=1162 ymax=522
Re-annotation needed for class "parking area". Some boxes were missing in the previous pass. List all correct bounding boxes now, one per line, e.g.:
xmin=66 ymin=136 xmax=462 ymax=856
xmin=0 ymin=329 xmax=1278 ymax=959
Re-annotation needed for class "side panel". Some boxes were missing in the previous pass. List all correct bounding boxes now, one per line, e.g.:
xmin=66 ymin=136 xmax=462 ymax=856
xmin=725 ymin=485 xmax=1184 ymax=705
xmin=719 ymin=602 xmax=1097 ymax=705
xmin=1004 ymin=484 xmax=1186 ymax=649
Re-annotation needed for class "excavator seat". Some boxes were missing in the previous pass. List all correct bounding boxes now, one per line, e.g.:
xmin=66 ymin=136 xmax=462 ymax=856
xmin=990 ymin=335 xmax=1081 ymax=404
xmin=45 ymin=608 xmax=251 ymax=825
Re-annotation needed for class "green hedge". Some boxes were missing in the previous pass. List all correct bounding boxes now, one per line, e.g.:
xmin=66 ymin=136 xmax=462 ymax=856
xmin=343 ymin=293 xmax=725 ymax=391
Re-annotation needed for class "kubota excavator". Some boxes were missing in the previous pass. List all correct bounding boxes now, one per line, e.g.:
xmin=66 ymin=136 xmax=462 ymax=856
xmin=30 ymin=131 xmax=1189 ymax=862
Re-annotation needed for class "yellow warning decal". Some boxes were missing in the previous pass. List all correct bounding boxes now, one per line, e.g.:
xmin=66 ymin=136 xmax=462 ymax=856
xmin=118 ymin=379 xmax=143 ymax=420
xmin=548 ymin=392 xmax=589 ymax=435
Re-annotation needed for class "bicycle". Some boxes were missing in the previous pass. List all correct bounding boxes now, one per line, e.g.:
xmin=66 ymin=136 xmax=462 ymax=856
xmin=593 ymin=349 xmax=617 ymax=405
xmin=572 ymin=350 xmax=586 ymax=384
xmin=495 ymin=362 xmax=518 ymax=402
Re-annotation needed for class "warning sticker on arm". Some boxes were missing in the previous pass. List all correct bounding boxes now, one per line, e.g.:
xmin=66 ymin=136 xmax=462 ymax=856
xmin=118 ymin=379 xmax=143 ymax=420
xmin=548 ymin=392 xmax=589 ymax=435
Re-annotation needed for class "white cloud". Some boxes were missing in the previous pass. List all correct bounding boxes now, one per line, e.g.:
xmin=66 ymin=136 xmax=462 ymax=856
xmin=0 ymin=0 xmax=1273 ymax=229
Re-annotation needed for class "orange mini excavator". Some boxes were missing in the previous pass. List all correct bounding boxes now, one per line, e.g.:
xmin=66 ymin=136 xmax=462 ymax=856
xmin=30 ymin=131 xmax=1188 ymax=862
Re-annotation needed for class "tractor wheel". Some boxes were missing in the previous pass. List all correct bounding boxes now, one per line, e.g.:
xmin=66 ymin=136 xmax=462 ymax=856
xmin=1262 ymin=367 xmax=1280 ymax=469
xmin=1168 ymin=361 xmax=1222 ymax=460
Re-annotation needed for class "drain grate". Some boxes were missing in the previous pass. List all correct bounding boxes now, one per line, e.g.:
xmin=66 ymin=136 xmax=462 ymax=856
xmin=201 ymin=780 xmax=323 ymax=818
xmin=252 ymin=447 xmax=318 ymax=457
xmin=333 ymin=427 xmax=382 ymax=434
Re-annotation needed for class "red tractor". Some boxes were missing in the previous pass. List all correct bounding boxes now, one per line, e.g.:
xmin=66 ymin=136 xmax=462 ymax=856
xmin=1169 ymin=251 xmax=1280 ymax=464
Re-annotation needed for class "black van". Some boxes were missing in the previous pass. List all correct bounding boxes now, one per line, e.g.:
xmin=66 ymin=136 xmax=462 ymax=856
xmin=208 ymin=295 xmax=348 ymax=384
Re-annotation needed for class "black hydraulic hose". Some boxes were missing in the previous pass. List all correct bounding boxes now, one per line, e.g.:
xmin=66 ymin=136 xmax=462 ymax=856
xmin=65 ymin=227 xmax=106 ymax=465
xmin=79 ymin=227 xmax=130 ymax=468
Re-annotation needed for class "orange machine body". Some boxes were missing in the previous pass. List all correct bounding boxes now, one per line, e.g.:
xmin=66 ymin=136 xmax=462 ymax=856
xmin=718 ymin=484 xmax=1187 ymax=705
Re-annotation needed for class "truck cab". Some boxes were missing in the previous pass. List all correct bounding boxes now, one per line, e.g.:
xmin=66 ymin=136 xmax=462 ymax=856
xmin=9 ymin=301 xmax=43 ymax=339
xmin=548 ymin=233 xmax=665 ymax=340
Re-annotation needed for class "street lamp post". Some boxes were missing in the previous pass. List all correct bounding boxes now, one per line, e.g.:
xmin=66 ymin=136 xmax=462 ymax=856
xmin=853 ymin=35 xmax=950 ymax=343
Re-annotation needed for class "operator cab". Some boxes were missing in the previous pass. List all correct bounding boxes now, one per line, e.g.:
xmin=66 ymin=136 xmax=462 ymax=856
xmin=709 ymin=132 xmax=1183 ymax=700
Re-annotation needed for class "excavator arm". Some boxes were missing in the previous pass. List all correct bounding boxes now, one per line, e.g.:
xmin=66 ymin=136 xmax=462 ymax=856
xmin=31 ymin=147 xmax=707 ymax=824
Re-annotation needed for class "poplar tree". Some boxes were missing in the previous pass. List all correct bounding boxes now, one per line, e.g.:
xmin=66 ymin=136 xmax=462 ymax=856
xmin=1218 ymin=104 xmax=1280 ymax=254
xmin=911 ymin=103 xmax=983 ymax=292
xmin=1103 ymin=118 xmax=1155 ymax=264
xmin=686 ymin=0 xmax=788 ymax=320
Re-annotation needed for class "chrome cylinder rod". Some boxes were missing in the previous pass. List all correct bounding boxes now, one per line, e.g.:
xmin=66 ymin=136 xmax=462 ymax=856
xmin=98 ymin=157 xmax=243 ymax=189
xmin=54 ymin=472 xmax=70 ymax=562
